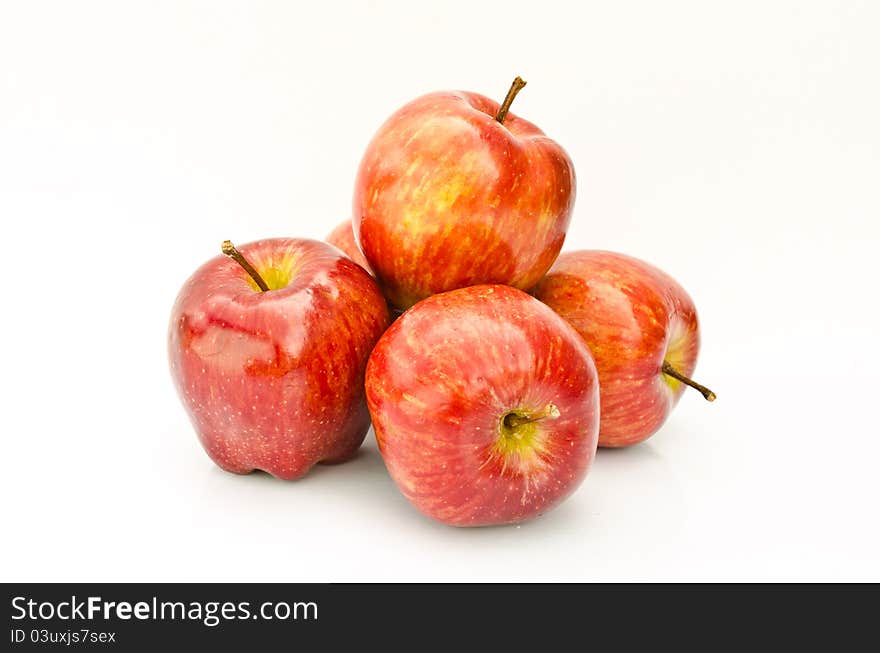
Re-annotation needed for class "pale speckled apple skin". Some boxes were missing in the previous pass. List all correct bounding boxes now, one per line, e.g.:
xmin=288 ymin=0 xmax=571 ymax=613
xmin=365 ymin=285 xmax=600 ymax=527
xmin=353 ymin=90 xmax=575 ymax=310
xmin=531 ymin=250 xmax=701 ymax=448
xmin=168 ymin=238 xmax=390 ymax=480
xmin=325 ymin=218 xmax=373 ymax=275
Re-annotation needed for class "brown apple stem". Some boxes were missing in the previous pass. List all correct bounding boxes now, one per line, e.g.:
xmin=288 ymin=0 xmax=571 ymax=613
xmin=221 ymin=240 xmax=270 ymax=292
xmin=504 ymin=403 xmax=560 ymax=430
xmin=495 ymin=76 xmax=527 ymax=124
xmin=662 ymin=361 xmax=717 ymax=401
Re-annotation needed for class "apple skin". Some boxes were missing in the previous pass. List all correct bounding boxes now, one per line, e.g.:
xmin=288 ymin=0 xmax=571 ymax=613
xmin=325 ymin=219 xmax=373 ymax=275
xmin=168 ymin=238 xmax=390 ymax=479
xmin=531 ymin=250 xmax=702 ymax=448
xmin=353 ymin=89 xmax=575 ymax=310
xmin=365 ymin=284 xmax=599 ymax=527
xmin=326 ymin=219 xmax=409 ymax=323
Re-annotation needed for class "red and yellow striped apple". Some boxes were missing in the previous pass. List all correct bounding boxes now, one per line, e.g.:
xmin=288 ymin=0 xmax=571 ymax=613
xmin=365 ymin=284 xmax=600 ymax=526
xmin=168 ymin=238 xmax=389 ymax=479
xmin=353 ymin=78 xmax=575 ymax=310
xmin=531 ymin=250 xmax=715 ymax=448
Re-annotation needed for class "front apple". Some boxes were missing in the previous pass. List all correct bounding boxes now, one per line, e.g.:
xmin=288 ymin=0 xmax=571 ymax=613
xmin=353 ymin=78 xmax=576 ymax=310
xmin=168 ymin=238 xmax=390 ymax=479
xmin=366 ymin=284 xmax=599 ymax=526
xmin=531 ymin=250 xmax=715 ymax=447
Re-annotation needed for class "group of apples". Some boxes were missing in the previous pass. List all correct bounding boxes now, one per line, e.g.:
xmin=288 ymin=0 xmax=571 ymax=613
xmin=168 ymin=78 xmax=715 ymax=527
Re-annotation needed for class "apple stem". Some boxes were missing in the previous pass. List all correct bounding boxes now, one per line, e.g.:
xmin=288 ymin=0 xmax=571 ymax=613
xmin=661 ymin=361 xmax=717 ymax=401
xmin=504 ymin=403 xmax=560 ymax=430
xmin=221 ymin=240 xmax=270 ymax=292
xmin=495 ymin=76 xmax=527 ymax=124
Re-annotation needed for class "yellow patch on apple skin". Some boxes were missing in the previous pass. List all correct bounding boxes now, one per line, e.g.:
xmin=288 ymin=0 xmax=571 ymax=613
xmin=400 ymin=392 xmax=430 ymax=412
xmin=483 ymin=411 xmax=552 ymax=478
xmin=661 ymin=317 xmax=691 ymax=394
xmin=245 ymin=253 xmax=299 ymax=292
xmin=433 ymin=175 xmax=469 ymax=213
xmin=398 ymin=148 xmax=499 ymax=235
xmin=404 ymin=159 xmax=422 ymax=178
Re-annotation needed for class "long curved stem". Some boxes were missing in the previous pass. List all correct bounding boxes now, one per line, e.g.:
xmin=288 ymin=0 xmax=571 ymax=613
xmin=222 ymin=240 xmax=269 ymax=292
xmin=662 ymin=361 xmax=716 ymax=401
xmin=495 ymin=76 xmax=527 ymax=124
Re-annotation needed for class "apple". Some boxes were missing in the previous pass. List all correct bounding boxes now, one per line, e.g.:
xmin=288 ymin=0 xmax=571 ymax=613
xmin=353 ymin=77 xmax=576 ymax=310
xmin=531 ymin=250 xmax=715 ymax=448
xmin=325 ymin=218 xmax=373 ymax=275
xmin=168 ymin=238 xmax=390 ymax=479
xmin=326 ymin=219 xmax=410 ymax=324
xmin=365 ymin=284 xmax=600 ymax=526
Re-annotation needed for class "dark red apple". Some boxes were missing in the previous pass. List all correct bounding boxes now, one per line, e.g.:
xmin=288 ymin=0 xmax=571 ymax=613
xmin=168 ymin=238 xmax=390 ymax=479
xmin=366 ymin=284 xmax=599 ymax=526
xmin=325 ymin=218 xmax=373 ymax=275
xmin=531 ymin=250 xmax=715 ymax=448
xmin=353 ymin=77 xmax=575 ymax=310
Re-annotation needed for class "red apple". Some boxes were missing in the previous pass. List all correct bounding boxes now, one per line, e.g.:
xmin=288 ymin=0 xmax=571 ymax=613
xmin=325 ymin=219 xmax=410 ymax=324
xmin=531 ymin=250 xmax=715 ymax=448
xmin=353 ymin=77 xmax=575 ymax=310
xmin=168 ymin=238 xmax=390 ymax=479
xmin=366 ymin=284 xmax=599 ymax=526
xmin=325 ymin=218 xmax=373 ymax=275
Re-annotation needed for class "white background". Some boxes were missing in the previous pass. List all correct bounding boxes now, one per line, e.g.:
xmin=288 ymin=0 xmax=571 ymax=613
xmin=2 ymin=1 xmax=878 ymax=582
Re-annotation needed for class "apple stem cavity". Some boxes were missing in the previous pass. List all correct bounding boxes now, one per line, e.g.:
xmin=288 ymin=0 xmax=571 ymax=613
xmin=221 ymin=240 xmax=270 ymax=292
xmin=661 ymin=361 xmax=717 ymax=402
xmin=495 ymin=76 xmax=527 ymax=124
xmin=503 ymin=403 xmax=560 ymax=430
